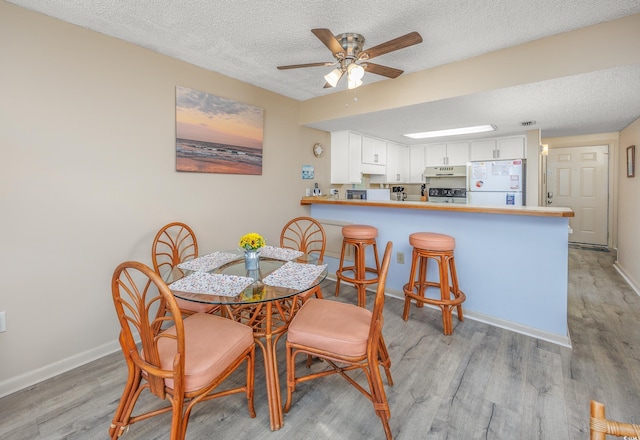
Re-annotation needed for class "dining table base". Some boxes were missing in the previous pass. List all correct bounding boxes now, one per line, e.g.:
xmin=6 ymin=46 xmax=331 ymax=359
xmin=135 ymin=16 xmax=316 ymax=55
xmin=222 ymin=296 xmax=300 ymax=430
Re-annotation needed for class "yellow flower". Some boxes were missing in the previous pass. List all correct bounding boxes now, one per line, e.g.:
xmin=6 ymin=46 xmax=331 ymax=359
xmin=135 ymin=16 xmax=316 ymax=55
xmin=239 ymin=232 xmax=266 ymax=251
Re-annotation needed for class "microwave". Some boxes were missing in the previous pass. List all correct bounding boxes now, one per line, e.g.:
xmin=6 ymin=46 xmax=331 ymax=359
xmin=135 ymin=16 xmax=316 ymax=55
xmin=346 ymin=189 xmax=367 ymax=200
xmin=346 ymin=189 xmax=391 ymax=201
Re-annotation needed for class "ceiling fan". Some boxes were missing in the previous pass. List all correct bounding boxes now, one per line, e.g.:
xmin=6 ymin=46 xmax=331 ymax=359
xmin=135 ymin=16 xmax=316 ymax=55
xmin=277 ymin=28 xmax=423 ymax=90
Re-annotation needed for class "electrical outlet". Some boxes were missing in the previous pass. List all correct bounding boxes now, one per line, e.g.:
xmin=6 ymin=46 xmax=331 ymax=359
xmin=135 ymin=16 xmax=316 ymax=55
xmin=0 ymin=311 xmax=6 ymax=333
xmin=397 ymin=252 xmax=405 ymax=264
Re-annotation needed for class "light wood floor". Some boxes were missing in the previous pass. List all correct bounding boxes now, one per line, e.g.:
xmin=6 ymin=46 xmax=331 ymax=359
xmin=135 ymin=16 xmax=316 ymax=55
xmin=1 ymin=248 xmax=639 ymax=439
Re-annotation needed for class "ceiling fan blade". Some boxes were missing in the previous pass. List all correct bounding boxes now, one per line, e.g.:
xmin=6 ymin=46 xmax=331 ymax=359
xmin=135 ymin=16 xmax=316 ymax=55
xmin=360 ymin=31 xmax=423 ymax=60
xmin=311 ymin=28 xmax=345 ymax=57
xmin=363 ymin=62 xmax=404 ymax=78
xmin=277 ymin=62 xmax=334 ymax=70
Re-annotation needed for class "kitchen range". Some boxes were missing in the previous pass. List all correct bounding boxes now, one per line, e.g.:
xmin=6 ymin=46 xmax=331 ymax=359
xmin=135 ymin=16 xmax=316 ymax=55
xmin=428 ymin=187 xmax=467 ymax=203
xmin=424 ymin=165 xmax=468 ymax=204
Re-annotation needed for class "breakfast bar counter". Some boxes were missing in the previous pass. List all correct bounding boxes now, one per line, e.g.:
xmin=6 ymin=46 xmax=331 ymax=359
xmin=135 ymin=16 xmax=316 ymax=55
xmin=301 ymin=196 xmax=574 ymax=218
xmin=301 ymin=197 xmax=575 ymax=346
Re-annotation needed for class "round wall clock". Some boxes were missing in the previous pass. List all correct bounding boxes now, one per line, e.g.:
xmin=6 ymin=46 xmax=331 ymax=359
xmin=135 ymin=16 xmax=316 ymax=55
xmin=313 ymin=143 xmax=324 ymax=158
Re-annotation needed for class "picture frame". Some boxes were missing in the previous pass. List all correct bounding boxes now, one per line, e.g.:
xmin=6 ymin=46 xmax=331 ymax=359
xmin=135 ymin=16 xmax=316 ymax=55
xmin=175 ymin=85 xmax=264 ymax=175
xmin=302 ymin=165 xmax=314 ymax=179
xmin=627 ymin=145 xmax=635 ymax=178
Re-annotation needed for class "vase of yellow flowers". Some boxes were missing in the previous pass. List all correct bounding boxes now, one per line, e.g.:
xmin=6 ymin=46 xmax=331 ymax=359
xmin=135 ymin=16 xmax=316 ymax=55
xmin=239 ymin=232 xmax=265 ymax=272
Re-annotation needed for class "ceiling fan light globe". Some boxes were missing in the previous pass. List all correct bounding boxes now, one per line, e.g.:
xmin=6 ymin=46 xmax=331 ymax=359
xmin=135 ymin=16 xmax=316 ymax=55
xmin=324 ymin=68 xmax=343 ymax=87
xmin=347 ymin=63 xmax=365 ymax=81
xmin=347 ymin=78 xmax=363 ymax=89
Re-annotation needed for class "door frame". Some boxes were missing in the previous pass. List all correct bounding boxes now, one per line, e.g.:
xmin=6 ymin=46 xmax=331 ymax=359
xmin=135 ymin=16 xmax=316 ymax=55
xmin=541 ymin=133 xmax=619 ymax=250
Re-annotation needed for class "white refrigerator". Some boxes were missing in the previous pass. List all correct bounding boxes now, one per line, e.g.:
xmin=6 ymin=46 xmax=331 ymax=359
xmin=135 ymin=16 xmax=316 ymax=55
xmin=468 ymin=159 xmax=526 ymax=206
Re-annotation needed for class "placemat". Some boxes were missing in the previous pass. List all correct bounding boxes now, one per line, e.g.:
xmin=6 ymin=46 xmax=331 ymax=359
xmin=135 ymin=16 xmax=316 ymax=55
xmin=177 ymin=252 xmax=240 ymax=272
xmin=169 ymin=272 xmax=254 ymax=297
xmin=262 ymin=262 xmax=327 ymax=290
xmin=259 ymin=246 xmax=304 ymax=261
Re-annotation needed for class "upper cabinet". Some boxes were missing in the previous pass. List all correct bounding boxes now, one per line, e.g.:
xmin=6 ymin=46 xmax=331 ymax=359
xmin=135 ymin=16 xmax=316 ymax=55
xmin=424 ymin=142 xmax=469 ymax=166
xmin=331 ymin=131 xmax=527 ymax=184
xmin=371 ymin=142 xmax=408 ymax=184
xmin=470 ymin=136 xmax=525 ymax=161
xmin=330 ymin=131 xmax=362 ymax=184
xmin=361 ymin=136 xmax=387 ymax=165
xmin=394 ymin=143 xmax=409 ymax=183
xmin=408 ymin=145 xmax=426 ymax=183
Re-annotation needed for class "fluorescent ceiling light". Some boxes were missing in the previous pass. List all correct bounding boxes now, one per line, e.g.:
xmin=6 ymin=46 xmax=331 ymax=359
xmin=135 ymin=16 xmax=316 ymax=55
xmin=403 ymin=125 xmax=496 ymax=139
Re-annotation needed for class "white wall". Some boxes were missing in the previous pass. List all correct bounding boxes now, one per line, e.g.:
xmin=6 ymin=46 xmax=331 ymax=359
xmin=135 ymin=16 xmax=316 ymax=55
xmin=0 ymin=2 xmax=330 ymax=396
xmin=617 ymin=117 xmax=640 ymax=293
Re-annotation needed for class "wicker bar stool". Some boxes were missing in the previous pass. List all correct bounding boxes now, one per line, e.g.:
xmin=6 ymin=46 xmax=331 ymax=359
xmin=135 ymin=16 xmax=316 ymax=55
xmin=402 ymin=232 xmax=466 ymax=335
xmin=335 ymin=224 xmax=381 ymax=307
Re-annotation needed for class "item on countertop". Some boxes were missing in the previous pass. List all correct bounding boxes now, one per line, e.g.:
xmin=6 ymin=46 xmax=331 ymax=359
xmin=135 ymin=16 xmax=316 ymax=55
xmin=313 ymin=183 xmax=321 ymax=196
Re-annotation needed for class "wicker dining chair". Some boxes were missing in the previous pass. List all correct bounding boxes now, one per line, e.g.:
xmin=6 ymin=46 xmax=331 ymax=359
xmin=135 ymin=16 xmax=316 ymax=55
xmin=280 ymin=216 xmax=326 ymax=301
xmin=109 ymin=261 xmax=256 ymax=440
xmin=284 ymin=241 xmax=395 ymax=439
xmin=152 ymin=222 xmax=217 ymax=315
xmin=590 ymin=400 xmax=640 ymax=439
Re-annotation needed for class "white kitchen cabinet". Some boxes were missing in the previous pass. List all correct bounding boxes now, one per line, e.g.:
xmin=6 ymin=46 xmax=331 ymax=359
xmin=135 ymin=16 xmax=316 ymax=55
xmin=370 ymin=142 xmax=409 ymax=184
xmin=470 ymin=136 xmax=525 ymax=161
xmin=446 ymin=142 xmax=470 ymax=165
xmin=408 ymin=145 xmax=426 ymax=183
xmin=424 ymin=142 xmax=469 ymax=166
xmin=361 ymin=136 xmax=387 ymax=165
xmin=386 ymin=142 xmax=408 ymax=183
xmin=497 ymin=137 xmax=526 ymax=159
xmin=469 ymin=140 xmax=496 ymax=161
xmin=330 ymin=131 xmax=362 ymax=184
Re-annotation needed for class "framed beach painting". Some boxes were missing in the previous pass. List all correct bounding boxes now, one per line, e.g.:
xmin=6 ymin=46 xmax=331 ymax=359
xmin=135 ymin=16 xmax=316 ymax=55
xmin=175 ymin=85 xmax=264 ymax=175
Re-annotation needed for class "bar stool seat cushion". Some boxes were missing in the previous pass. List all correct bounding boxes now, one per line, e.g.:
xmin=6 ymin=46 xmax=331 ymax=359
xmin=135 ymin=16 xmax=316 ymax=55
xmin=343 ymin=224 xmax=378 ymax=240
xmin=409 ymin=232 xmax=455 ymax=252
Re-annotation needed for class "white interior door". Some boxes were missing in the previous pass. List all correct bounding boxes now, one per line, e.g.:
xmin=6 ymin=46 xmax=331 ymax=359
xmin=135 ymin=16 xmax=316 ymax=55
xmin=545 ymin=145 xmax=608 ymax=245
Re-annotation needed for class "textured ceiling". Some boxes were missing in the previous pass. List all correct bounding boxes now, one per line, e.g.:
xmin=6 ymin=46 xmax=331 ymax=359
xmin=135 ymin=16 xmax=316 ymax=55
xmin=7 ymin=0 xmax=640 ymax=143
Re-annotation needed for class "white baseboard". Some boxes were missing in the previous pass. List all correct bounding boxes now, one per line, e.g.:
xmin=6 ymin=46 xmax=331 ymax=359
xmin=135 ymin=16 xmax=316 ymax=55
xmin=369 ymin=286 xmax=572 ymax=347
xmin=613 ymin=261 xmax=640 ymax=298
xmin=327 ymin=277 xmax=572 ymax=347
xmin=1 ymin=279 xmax=574 ymax=398
xmin=0 ymin=339 xmax=121 ymax=399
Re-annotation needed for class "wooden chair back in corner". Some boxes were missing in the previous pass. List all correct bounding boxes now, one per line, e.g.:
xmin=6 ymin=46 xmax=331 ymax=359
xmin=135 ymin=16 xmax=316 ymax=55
xmin=280 ymin=217 xmax=326 ymax=263
xmin=590 ymin=400 xmax=640 ymax=439
xmin=152 ymin=222 xmax=198 ymax=279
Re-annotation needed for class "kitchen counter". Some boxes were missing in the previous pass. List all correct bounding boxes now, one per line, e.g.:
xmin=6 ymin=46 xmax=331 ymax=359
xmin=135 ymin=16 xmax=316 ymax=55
xmin=300 ymin=196 xmax=574 ymax=218
xmin=301 ymin=196 xmax=573 ymax=346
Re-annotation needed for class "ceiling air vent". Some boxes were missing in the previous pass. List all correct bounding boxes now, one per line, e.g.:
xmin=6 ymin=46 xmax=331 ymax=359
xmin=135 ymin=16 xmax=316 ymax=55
xmin=521 ymin=120 xmax=536 ymax=126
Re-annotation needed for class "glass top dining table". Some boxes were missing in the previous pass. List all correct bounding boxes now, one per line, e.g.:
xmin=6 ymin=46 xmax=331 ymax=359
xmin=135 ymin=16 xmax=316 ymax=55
xmin=168 ymin=250 xmax=325 ymax=305
xmin=165 ymin=248 xmax=327 ymax=431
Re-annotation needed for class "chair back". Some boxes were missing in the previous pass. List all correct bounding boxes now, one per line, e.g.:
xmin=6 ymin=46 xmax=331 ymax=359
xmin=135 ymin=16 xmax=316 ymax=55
xmin=152 ymin=222 xmax=198 ymax=279
xmin=590 ymin=400 xmax=640 ymax=439
xmin=280 ymin=217 xmax=326 ymax=263
xmin=368 ymin=241 xmax=393 ymax=354
xmin=112 ymin=261 xmax=185 ymax=397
